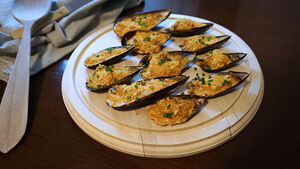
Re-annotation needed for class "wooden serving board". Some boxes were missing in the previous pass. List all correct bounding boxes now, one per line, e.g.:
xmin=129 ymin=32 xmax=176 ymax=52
xmin=61 ymin=14 xmax=264 ymax=158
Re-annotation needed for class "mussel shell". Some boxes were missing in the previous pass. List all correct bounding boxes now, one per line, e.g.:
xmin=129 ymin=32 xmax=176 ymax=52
xmin=121 ymin=30 xmax=172 ymax=55
xmin=86 ymin=66 xmax=142 ymax=92
xmin=84 ymin=46 xmax=134 ymax=69
xmin=139 ymin=51 xmax=196 ymax=77
xmin=199 ymin=53 xmax=247 ymax=73
xmin=166 ymin=23 xmax=213 ymax=37
xmin=187 ymin=71 xmax=250 ymax=99
xmin=106 ymin=75 xmax=189 ymax=110
xmin=184 ymin=35 xmax=231 ymax=54
xmin=113 ymin=9 xmax=171 ymax=37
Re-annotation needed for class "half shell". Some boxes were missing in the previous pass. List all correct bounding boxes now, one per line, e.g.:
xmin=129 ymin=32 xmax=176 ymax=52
xmin=187 ymin=71 xmax=249 ymax=98
xmin=147 ymin=95 xmax=207 ymax=126
xmin=198 ymin=52 xmax=247 ymax=72
xmin=86 ymin=65 xmax=142 ymax=92
xmin=105 ymin=75 xmax=189 ymax=109
xmin=180 ymin=35 xmax=231 ymax=54
xmin=167 ymin=19 xmax=213 ymax=37
xmin=113 ymin=9 xmax=171 ymax=37
xmin=139 ymin=51 xmax=196 ymax=78
xmin=121 ymin=30 xmax=172 ymax=55
xmin=84 ymin=46 xmax=134 ymax=69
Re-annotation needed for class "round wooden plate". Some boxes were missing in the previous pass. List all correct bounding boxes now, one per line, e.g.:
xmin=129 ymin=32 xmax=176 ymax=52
xmin=61 ymin=14 xmax=264 ymax=158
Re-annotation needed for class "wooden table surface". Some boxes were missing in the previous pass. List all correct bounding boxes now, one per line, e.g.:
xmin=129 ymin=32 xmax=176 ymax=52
xmin=0 ymin=0 xmax=299 ymax=168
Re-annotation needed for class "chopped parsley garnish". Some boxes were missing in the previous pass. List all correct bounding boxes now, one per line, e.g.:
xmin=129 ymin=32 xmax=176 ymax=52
xmin=96 ymin=55 xmax=100 ymax=58
xmin=138 ymin=21 xmax=142 ymax=25
xmin=143 ymin=36 xmax=151 ymax=41
xmin=97 ymin=75 xmax=99 ymax=78
xmin=195 ymin=41 xmax=198 ymax=44
xmin=135 ymin=85 xmax=138 ymax=89
xmin=110 ymin=64 xmax=114 ymax=68
xmin=143 ymin=23 xmax=147 ymax=27
xmin=200 ymin=77 xmax=205 ymax=84
xmin=222 ymin=80 xmax=230 ymax=86
xmin=208 ymin=83 xmax=211 ymax=86
xmin=158 ymin=59 xmax=165 ymax=65
xmin=132 ymin=18 xmax=136 ymax=22
xmin=207 ymin=36 xmax=211 ymax=41
xmin=163 ymin=112 xmax=174 ymax=119
xmin=167 ymin=104 xmax=171 ymax=109
xmin=150 ymin=85 xmax=154 ymax=89
xmin=194 ymin=67 xmax=197 ymax=71
xmin=206 ymin=66 xmax=211 ymax=70
xmin=105 ymin=67 xmax=113 ymax=72
xmin=201 ymin=36 xmax=204 ymax=39
xmin=135 ymin=97 xmax=140 ymax=101
xmin=180 ymin=92 xmax=184 ymax=95
xmin=113 ymin=79 xmax=118 ymax=83
xmin=201 ymin=42 xmax=208 ymax=45
xmin=225 ymin=53 xmax=231 ymax=58
xmin=208 ymin=50 xmax=213 ymax=54
xmin=143 ymin=61 xmax=149 ymax=68
xmin=166 ymin=58 xmax=172 ymax=61
xmin=141 ymin=82 xmax=146 ymax=86
xmin=127 ymin=96 xmax=132 ymax=99
xmin=107 ymin=48 xmax=113 ymax=53
xmin=208 ymin=79 xmax=213 ymax=82
xmin=143 ymin=15 xmax=147 ymax=18
xmin=133 ymin=38 xmax=137 ymax=42
xmin=97 ymin=84 xmax=102 ymax=87
xmin=202 ymin=73 xmax=205 ymax=76
xmin=198 ymin=39 xmax=201 ymax=42
xmin=179 ymin=44 xmax=184 ymax=48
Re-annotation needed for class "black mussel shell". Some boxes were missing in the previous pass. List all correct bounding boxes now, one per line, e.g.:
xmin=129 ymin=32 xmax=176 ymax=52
xmin=139 ymin=51 xmax=196 ymax=78
xmin=86 ymin=66 xmax=142 ymax=92
xmin=84 ymin=46 xmax=134 ymax=69
xmin=105 ymin=75 xmax=189 ymax=109
xmin=183 ymin=35 xmax=231 ymax=54
xmin=166 ymin=23 xmax=213 ymax=37
xmin=187 ymin=71 xmax=250 ymax=99
xmin=199 ymin=53 xmax=247 ymax=72
xmin=121 ymin=30 xmax=172 ymax=55
xmin=113 ymin=9 xmax=171 ymax=37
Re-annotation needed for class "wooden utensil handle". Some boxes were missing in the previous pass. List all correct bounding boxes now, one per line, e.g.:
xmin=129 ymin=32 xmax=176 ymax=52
xmin=10 ymin=7 xmax=69 ymax=40
xmin=0 ymin=21 xmax=33 ymax=153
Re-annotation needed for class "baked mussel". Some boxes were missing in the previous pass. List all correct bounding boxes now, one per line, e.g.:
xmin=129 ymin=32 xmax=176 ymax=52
xmin=187 ymin=71 xmax=249 ymax=98
xmin=180 ymin=35 xmax=231 ymax=54
xmin=84 ymin=46 xmax=134 ymax=69
xmin=139 ymin=51 xmax=196 ymax=79
xmin=105 ymin=75 xmax=189 ymax=109
xmin=121 ymin=30 xmax=171 ymax=55
xmin=86 ymin=64 xmax=142 ymax=92
xmin=147 ymin=95 xmax=207 ymax=126
xmin=197 ymin=49 xmax=247 ymax=72
xmin=166 ymin=18 xmax=213 ymax=37
xmin=113 ymin=9 xmax=171 ymax=37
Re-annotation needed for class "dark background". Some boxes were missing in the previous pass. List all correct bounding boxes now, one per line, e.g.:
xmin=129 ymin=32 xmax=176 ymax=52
xmin=0 ymin=0 xmax=299 ymax=168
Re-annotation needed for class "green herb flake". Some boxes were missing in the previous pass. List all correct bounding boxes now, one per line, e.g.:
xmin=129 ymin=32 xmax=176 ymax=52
xmin=208 ymin=82 xmax=211 ymax=86
xmin=208 ymin=79 xmax=213 ymax=82
xmin=167 ymin=104 xmax=171 ymax=109
xmin=135 ymin=85 xmax=138 ymax=89
xmin=143 ymin=15 xmax=147 ymax=19
xmin=163 ymin=112 xmax=174 ymax=119
xmin=138 ymin=21 xmax=142 ymax=25
xmin=141 ymin=82 xmax=146 ymax=86
xmin=143 ymin=62 xmax=149 ymax=68
xmin=208 ymin=50 xmax=213 ymax=54
xmin=198 ymin=39 xmax=201 ymax=42
xmin=206 ymin=66 xmax=211 ymax=70
xmin=96 ymin=55 xmax=100 ymax=58
xmin=195 ymin=41 xmax=198 ymax=44
xmin=158 ymin=59 xmax=165 ymax=65
xmin=113 ymin=79 xmax=118 ymax=83
xmin=201 ymin=41 xmax=208 ymax=45
xmin=127 ymin=96 xmax=132 ymax=99
xmin=105 ymin=67 xmax=113 ymax=72
xmin=179 ymin=44 xmax=184 ymax=48
xmin=133 ymin=38 xmax=137 ymax=42
xmin=200 ymin=77 xmax=205 ymax=84
xmin=166 ymin=58 xmax=172 ymax=61
xmin=201 ymin=36 xmax=204 ymax=39
xmin=150 ymin=86 xmax=154 ymax=89
xmin=225 ymin=53 xmax=231 ymax=58
xmin=194 ymin=67 xmax=197 ymax=71
xmin=180 ymin=92 xmax=185 ymax=95
xmin=97 ymin=84 xmax=102 ymax=88
xmin=202 ymin=73 xmax=205 ymax=76
xmin=135 ymin=97 xmax=140 ymax=101
xmin=207 ymin=36 xmax=211 ymax=41
xmin=107 ymin=48 xmax=113 ymax=53
xmin=143 ymin=36 xmax=151 ymax=41
xmin=110 ymin=64 xmax=114 ymax=68
xmin=222 ymin=80 xmax=230 ymax=86
xmin=143 ymin=23 xmax=147 ymax=27
xmin=132 ymin=18 xmax=136 ymax=22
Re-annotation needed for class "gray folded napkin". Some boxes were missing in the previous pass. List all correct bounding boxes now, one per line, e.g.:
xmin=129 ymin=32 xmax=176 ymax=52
xmin=0 ymin=0 xmax=143 ymax=82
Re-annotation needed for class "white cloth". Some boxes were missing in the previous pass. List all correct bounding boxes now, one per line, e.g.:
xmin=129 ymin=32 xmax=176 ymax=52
xmin=0 ymin=0 xmax=143 ymax=82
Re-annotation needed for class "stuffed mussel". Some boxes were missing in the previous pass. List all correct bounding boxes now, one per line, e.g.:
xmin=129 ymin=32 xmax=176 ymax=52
xmin=147 ymin=95 xmax=207 ymax=126
xmin=113 ymin=9 xmax=171 ymax=37
xmin=167 ymin=18 xmax=213 ymax=37
xmin=187 ymin=71 xmax=249 ymax=98
xmin=197 ymin=49 xmax=247 ymax=72
xmin=139 ymin=51 xmax=196 ymax=79
xmin=105 ymin=75 xmax=189 ymax=109
xmin=84 ymin=46 xmax=134 ymax=69
xmin=121 ymin=30 xmax=171 ymax=55
xmin=86 ymin=64 xmax=142 ymax=92
xmin=180 ymin=35 xmax=231 ymax=54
